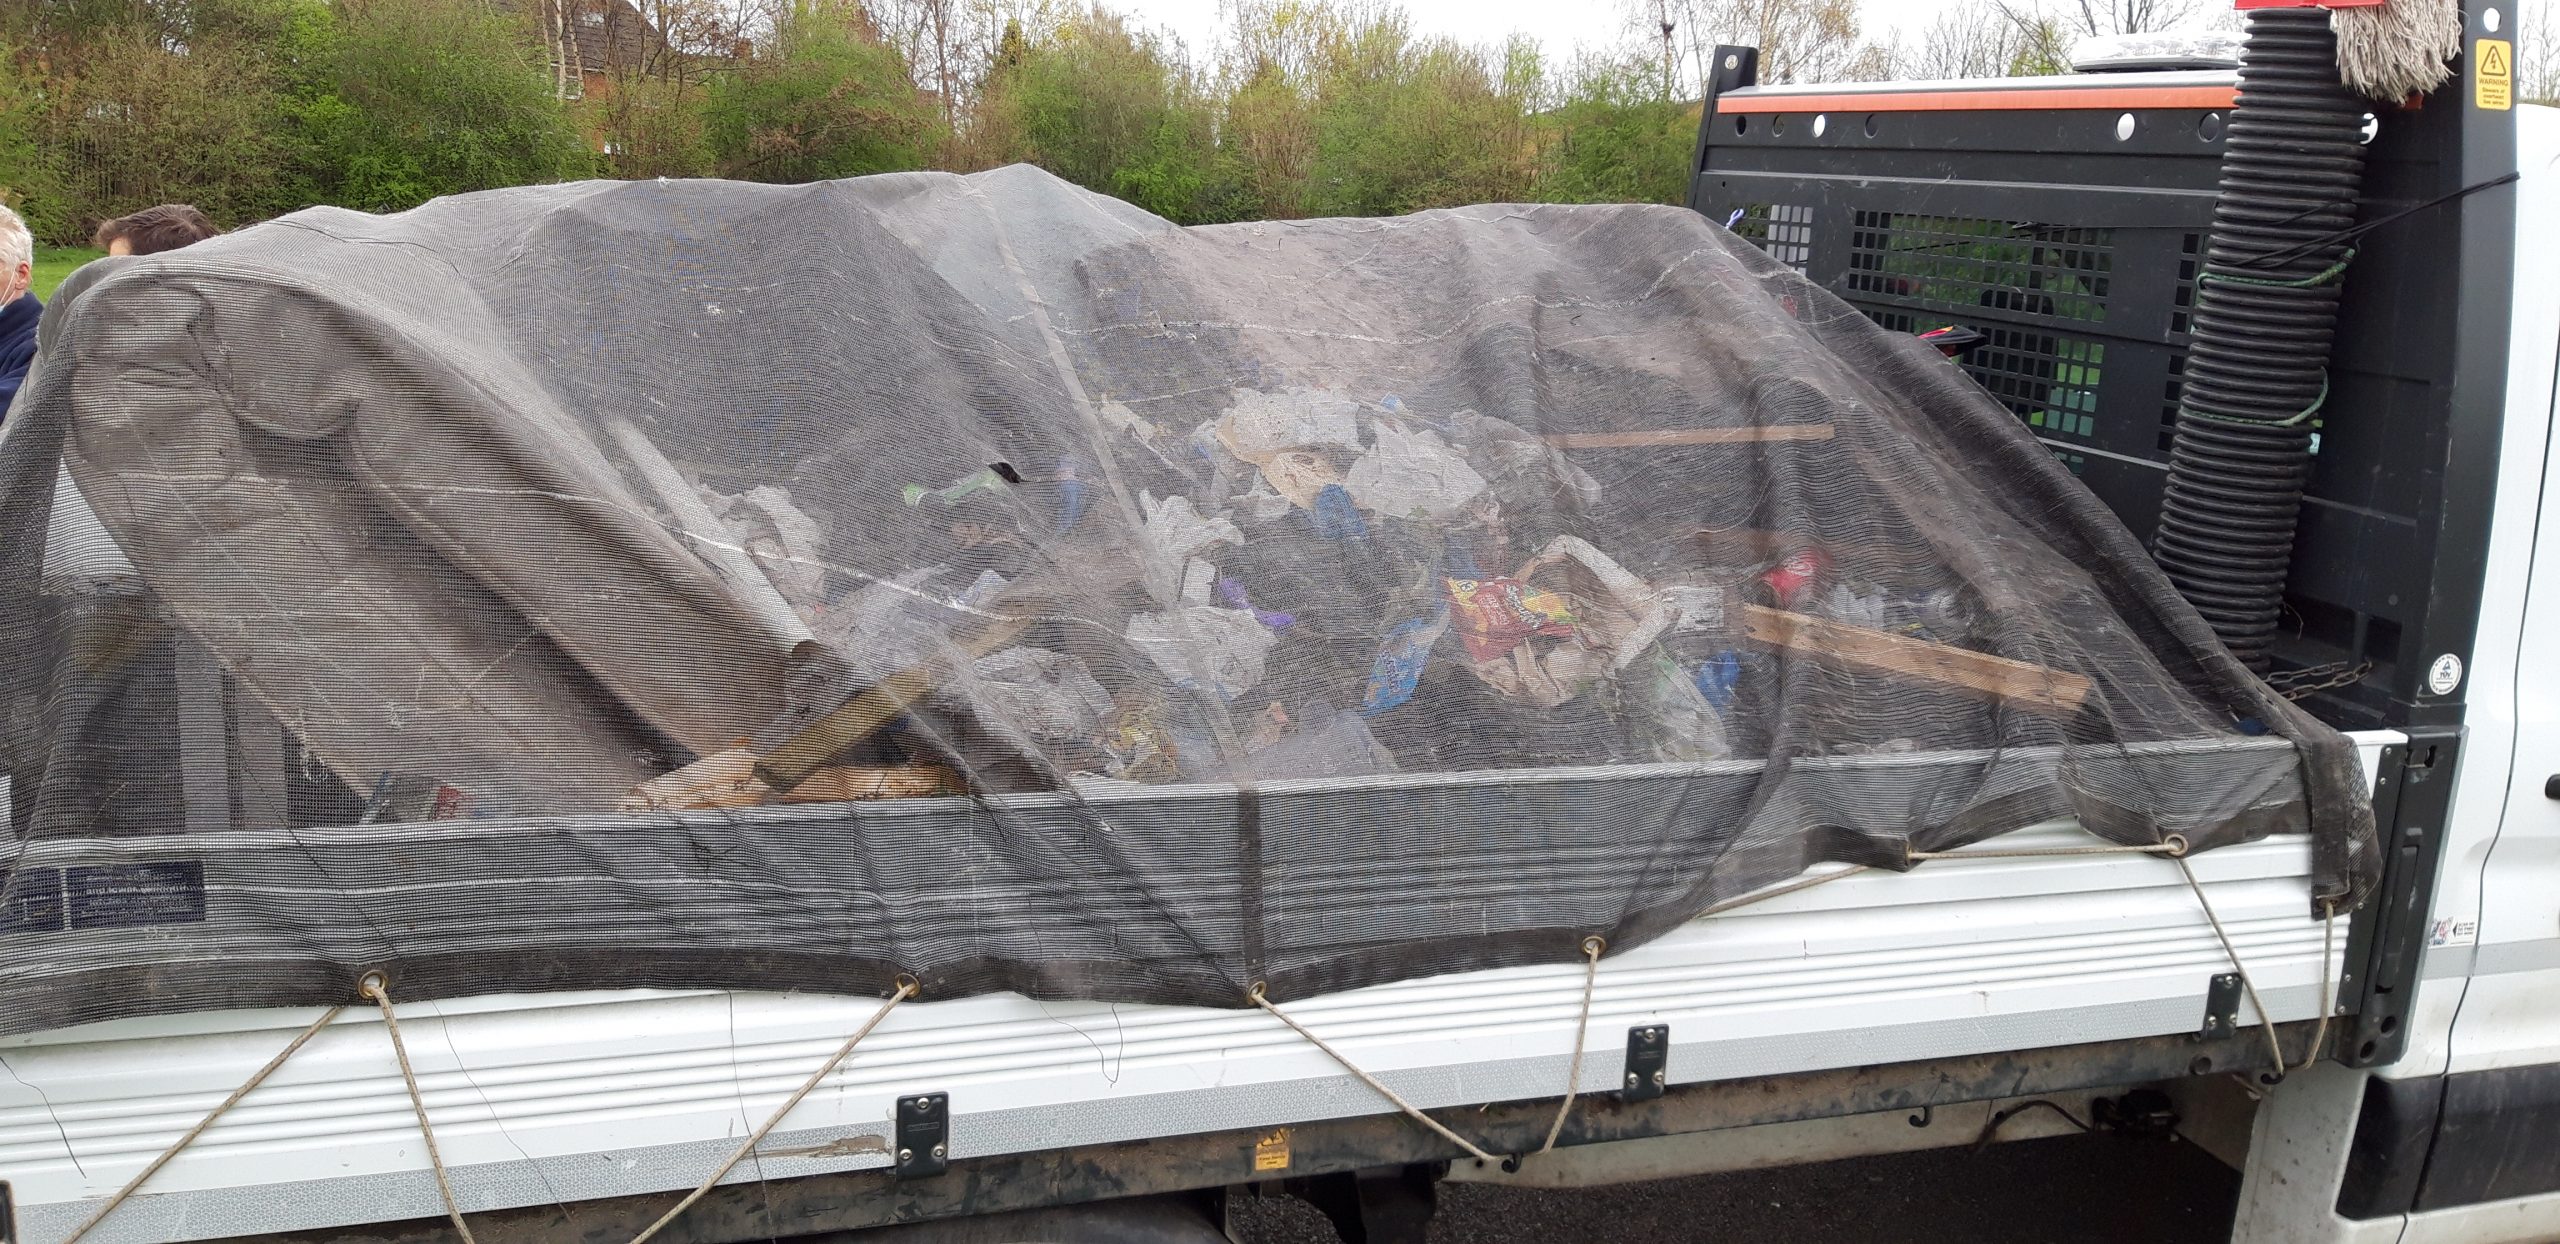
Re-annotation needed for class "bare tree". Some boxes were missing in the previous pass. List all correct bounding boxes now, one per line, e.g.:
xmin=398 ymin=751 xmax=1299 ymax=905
xmin=1973 ymin=0 xmax=2194 ymax=74
xmin=1649 ymin=0 xmax=1679 ymax=99
xmin=2044 ymin=0 xmax=2203 ymax=36
xmin=865 ymin=0 xmax=1057 ymax=126
xmin=1903 ymin=0 xmax=2032 ymax=79
xmin=2520 ymin=0 xmax=2559 ymax=106
xmin=1623 ymin=0 xmax=1880 ymax=92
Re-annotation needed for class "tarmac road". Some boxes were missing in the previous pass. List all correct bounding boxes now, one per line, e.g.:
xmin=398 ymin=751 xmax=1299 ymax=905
xmin=1228 ymin=1132 xmax=2241 ymax=1244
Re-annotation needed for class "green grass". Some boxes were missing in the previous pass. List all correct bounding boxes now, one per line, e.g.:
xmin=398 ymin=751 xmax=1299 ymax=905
xmin=31 ymin=246 xmax=104 ymax=301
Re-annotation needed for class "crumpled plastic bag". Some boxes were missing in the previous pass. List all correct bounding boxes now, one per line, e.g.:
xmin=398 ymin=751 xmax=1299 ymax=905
xmin=1517 ymin=535 xmax=1676 ymax=670
xmin=1345 ymin=424 xmax=1487 ymax=520
xmin=1139 ymin=491 xmax=1243 ymax=604
xmin=954 ymin=569 xmax=1010 ymax=610
xmin=1361 ymin=609 xmax=1448 ymax=714
xmin=700 ymin=483 xmax=830 ymax=608
xmin=1215 ymin=388 xmax=1365 ymax=462
xmin=1818 ymin=581 xmax=1970 ymax=642
xmin=1213 ymin=701 xmax=1399 ymax=781
xmin=808 ymin=567 xmax=951 ymax=678
xmin=1259 ymin=450 xmax=1347 ymax=510
xmin=1099 ymin=694 xmax=1185 ymax=782
xmin=1125 ymin=605 xmax=1277 ymax=700
xmin=1447 ymin=411 xmax=1604 ymax=513
xmin=1638 ymin=651 xmax=1733 ymax=763
xmin=971 ymin=646 xmax=1114 ymax=743
xmin=1455 ymin=535 xmax=1678 ymax=708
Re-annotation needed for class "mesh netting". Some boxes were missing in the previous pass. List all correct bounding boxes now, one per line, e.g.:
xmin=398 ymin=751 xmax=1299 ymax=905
xmin=0 ymin=167 xmax=2376 ymax=1035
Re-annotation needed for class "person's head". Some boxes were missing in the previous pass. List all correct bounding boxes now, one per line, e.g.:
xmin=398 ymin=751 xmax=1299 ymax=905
xmin=0 ymin=203 xmax=31 ymax=306
xmin=93 ymin=204 xmax=217 ymax=257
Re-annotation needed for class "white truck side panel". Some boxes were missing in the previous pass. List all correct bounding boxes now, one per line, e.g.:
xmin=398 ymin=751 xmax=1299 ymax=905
xmin=2441 ymin=103 xmax=2560 ymax=1079
xmin=2230 ymin=101 xmax=2560 ymax=1244
xmin=0 ymin=775 xmax=2384 ymax=1244
xmin=2369 ymin=103 xmax=2560 ymax=1086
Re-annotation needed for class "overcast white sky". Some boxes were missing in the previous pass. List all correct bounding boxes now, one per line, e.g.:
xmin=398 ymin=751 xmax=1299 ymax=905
xmin=1105 ymin=0 xmax=2552 ymax=67
xmin=1105 ymin=0 xmax=1965 ymax=63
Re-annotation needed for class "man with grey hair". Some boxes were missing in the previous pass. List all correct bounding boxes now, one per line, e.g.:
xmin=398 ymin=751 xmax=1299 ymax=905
xmin=1 ymin=202 xmax=40 ymax=420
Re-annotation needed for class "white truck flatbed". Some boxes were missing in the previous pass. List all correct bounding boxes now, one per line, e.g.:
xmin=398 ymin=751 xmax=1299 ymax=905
xmin=0 ymin=736 xmax=2385 ymax=1243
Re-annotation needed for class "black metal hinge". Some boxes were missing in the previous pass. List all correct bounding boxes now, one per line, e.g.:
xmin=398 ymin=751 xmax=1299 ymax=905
xmin=1623 ymin=1025 xmax=1668 ymax=1102
xmin=894 ymin=1093 xmax=949 ymax=1179
xmin=2198 ymin=972 xmax=2242 ymax=1041
xmin=2339 ymin=734 xmax=2458 ymax=1069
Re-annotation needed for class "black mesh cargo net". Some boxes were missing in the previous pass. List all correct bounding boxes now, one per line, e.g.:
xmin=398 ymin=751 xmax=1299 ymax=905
xmin=0 ymin=168 xmax=2377 ymax=1036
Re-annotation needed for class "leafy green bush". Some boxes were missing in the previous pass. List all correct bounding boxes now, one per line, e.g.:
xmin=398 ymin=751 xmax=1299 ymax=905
xmin=0 ymin=57 xmax=70 ymax=241
xmin=1535 ymin=60 xmax=1699 ymax=207
xmin=975 ymin=7 xmax=1238 ymax=222
xmin=302 ymin=0 xmax=593 ymax=213
xmin=1302 ymin=22 xmax=1536 ymax=217
xmin=702 ymin=6 xmax=939 ymax=184
xmin=0 ymin=0 xmax=1856 ymax=242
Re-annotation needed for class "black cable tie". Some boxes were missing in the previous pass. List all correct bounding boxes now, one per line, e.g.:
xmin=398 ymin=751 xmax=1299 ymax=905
xmin=2227 ymin=171 xmax=2520 ymax=271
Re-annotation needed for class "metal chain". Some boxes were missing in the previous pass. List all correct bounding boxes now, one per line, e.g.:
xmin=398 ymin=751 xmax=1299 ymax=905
xmin=2267 ymin=660 xmax=2374 ymax=701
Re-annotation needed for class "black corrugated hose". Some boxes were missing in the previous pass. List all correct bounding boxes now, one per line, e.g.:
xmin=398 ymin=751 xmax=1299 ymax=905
xmin=2153 ymin=8 xmax=2370 ymax=672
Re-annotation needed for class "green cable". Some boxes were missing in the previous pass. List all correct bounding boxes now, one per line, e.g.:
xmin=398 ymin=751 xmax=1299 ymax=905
xmin=2178 ymin=372 xmax=2329 ymax=431
xmin=2177 ymin=249 xmax=2350 ymax=431
xmin=2198 ymin=248 xmax=2357 ymax=291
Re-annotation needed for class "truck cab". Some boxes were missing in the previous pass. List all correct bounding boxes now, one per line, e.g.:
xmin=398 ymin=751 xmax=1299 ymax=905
xmin=1688 ymin=12 xmax=2560 ymax=1238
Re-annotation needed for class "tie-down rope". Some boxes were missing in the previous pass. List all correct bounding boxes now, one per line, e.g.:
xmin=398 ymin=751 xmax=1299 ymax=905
xmin=2300 ymin=900 xmax=2339 ymax=1073
xmin=2172 ymin=854 xmax=2290 ymax=1080
xmin=55 ymin=973 xmax=921 ymax=1244
xmin=1246 ymin=932 xmax=1606 ymax=1169
xmin=1921 ymin=834 xmax=2297 ymax=1079
xmin=1251 ymin=831 xmax=2309 ymax=1162
xmin=57 ymin=1005 xmax=350 ymax=1244
xmin=54 ymin=832 xmax=2321 ymax=1237
xmin=361 ymin=973 xmax=480 ymax=1244
xmin=628 ymin=977 xmax=920 ymax=1244
xmin=1247 ymin=980 xmax=1501 ymax=1163
xmin=1537 ymin=936 xmax=1607 ymax=1156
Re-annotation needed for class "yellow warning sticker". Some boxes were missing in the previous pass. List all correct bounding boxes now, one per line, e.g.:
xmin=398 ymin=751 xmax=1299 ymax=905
xmin=2477 ymin=38 xmax=2512 ymax=111
xmin=1253 ymin=1127 xmax=1293 ymax=1172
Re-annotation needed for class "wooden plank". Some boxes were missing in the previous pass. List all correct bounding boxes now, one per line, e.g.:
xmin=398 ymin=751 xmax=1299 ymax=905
xmin=1738 ymin=604 xmax=2093 ymax=715
xmin=1685 ymin=527 xmax=1906 ymax=573
xmin=780 ymin=764 xmax=962 ymax=803
xmin=749 ymin=564 xmax=1138 ymax=795
xmin=1688 ymin=527 xmax=1815 ymax=566
xmin=622 ymin=749 xmax=961 ymax=812
xmin=1543 ymin=426 xmax=1835 ymax=450
xmin=752 ymin=616 xmax=1029 ymax=793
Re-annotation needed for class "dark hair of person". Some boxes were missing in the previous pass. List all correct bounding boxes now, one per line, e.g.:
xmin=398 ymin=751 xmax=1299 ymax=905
xmin=93 ymin=204 xmax=219 ymax=256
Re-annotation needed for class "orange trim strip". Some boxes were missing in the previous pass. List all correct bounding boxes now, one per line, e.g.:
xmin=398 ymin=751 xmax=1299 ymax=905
xmin=1717 ymin=85 xmax=2239 ymax=114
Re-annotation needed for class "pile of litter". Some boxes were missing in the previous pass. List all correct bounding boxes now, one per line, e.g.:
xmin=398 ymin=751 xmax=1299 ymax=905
xmin=0 ymin=167 xmax=2373 ymax=1030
